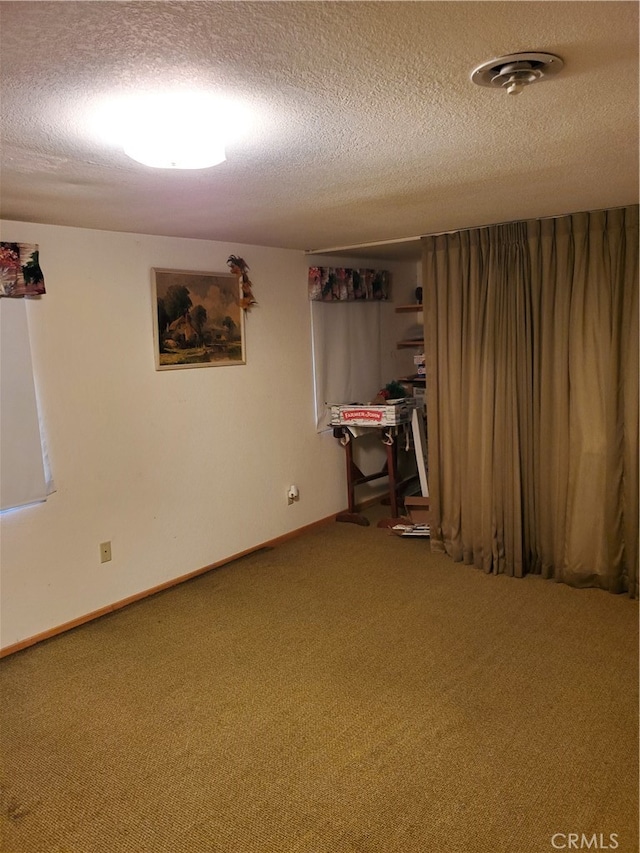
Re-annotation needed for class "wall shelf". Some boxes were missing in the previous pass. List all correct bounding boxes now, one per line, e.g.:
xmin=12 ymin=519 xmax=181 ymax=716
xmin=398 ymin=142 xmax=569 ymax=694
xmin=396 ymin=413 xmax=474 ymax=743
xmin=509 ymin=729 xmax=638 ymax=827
xmin=397 ymin=339 xmax=424 ymax=349
xmin=395 ymin=304 xmax=423 ymax=313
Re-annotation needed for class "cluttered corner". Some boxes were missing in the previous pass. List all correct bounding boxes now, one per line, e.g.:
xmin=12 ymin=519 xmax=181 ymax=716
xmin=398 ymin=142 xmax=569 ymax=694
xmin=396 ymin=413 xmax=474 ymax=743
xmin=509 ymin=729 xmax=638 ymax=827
xmin=330 ymin=379 xmax=430 ymax=536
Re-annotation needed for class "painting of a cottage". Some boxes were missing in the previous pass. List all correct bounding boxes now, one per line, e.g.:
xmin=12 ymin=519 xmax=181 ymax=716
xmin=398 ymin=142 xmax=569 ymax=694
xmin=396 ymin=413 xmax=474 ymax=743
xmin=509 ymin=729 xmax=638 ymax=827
xmin=152 ymin=268 xmax=245 ymax=369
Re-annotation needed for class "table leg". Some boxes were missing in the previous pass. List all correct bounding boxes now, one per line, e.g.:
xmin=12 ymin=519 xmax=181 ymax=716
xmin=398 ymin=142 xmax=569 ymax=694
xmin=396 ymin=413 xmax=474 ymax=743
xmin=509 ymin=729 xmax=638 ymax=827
xmin=384 ymin=432 xmax=399 ymax=518
xmin=335 ymin=429 xmax=370 ymax=526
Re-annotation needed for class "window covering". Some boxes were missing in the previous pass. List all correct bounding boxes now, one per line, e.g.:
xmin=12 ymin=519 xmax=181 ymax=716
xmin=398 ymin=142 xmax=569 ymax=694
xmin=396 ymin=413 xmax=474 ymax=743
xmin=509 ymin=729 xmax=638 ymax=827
xmin=0 ymin=243 xmax=45 ymax=298
xmin=424 ymin=205 xmax=638 ymax=596
xmin=0 ymin=298 xmax=48 ymax=510
xmin=308 ymin=267 xmax=389 ymax=302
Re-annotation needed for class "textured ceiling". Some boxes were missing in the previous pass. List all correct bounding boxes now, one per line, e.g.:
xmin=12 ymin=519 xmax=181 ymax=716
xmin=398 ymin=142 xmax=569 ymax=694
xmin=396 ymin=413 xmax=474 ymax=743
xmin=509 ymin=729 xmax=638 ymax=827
xmin=0 ymin=1 xmax=638 ymax=256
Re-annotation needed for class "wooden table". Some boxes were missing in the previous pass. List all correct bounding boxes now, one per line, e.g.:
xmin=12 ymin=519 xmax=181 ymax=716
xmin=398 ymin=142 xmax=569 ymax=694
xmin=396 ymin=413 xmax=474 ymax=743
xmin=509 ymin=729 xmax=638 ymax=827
xmin=332 ymin=424 xmax=414 ymax=527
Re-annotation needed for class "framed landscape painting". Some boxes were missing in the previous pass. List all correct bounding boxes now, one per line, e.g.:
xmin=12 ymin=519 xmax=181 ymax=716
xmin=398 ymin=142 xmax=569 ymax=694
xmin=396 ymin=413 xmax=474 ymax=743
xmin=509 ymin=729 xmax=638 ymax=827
xmin=152 ymin=268 xmax=245 ymax=370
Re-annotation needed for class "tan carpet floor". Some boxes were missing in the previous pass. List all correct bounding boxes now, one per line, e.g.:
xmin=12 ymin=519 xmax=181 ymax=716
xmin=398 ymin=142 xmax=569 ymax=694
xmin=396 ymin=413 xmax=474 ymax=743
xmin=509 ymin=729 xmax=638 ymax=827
xmin=1 ymin=508 xmax=638 ymax=853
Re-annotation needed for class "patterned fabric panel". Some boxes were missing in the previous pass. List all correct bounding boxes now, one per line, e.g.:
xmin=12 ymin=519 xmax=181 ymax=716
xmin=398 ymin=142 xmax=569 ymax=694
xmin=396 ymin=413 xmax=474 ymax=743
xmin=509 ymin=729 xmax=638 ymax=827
xmin=308 ymin=267 xmax=389 ymax=301
xmin=0 ymin=243 xmax=45 ymax=297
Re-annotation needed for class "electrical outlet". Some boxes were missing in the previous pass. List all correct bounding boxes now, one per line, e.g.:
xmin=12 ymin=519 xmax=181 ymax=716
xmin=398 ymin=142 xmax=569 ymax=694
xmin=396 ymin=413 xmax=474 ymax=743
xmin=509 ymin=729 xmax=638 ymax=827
xmin=100 ymin=541 xmax=112 ymax=563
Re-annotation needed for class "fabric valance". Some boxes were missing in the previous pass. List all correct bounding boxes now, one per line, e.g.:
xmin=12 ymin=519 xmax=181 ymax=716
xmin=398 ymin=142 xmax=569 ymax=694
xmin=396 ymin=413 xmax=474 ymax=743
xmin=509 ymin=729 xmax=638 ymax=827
xmin=0 ymin=242 xmax=45 ymax=297
xmin=308 ymin=267 xmax=389 ymax=302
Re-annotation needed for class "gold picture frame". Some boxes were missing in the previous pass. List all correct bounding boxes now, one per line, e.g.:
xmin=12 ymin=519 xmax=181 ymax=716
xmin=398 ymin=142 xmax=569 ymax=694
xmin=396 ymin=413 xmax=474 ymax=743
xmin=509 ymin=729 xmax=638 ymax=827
xmin=152 ymin=268 xmax=245 ymax=370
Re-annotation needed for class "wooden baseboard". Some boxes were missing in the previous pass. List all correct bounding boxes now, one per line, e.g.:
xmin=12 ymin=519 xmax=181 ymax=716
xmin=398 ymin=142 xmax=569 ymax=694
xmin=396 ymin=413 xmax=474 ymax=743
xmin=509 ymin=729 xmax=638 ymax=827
xmin=0 ymin=512 xmax=341 ymax=659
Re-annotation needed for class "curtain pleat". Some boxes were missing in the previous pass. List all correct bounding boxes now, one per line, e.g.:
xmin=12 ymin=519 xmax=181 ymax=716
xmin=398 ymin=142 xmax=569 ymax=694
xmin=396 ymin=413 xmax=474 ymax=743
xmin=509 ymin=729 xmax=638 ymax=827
xmin=424 ymin=205 xmax=638 ymax=596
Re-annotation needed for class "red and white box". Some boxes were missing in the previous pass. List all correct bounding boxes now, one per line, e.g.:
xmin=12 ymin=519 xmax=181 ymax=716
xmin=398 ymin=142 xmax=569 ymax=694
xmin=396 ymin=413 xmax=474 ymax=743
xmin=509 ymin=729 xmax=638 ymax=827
xmin=330 ymin=399 xmax=415 ymax=427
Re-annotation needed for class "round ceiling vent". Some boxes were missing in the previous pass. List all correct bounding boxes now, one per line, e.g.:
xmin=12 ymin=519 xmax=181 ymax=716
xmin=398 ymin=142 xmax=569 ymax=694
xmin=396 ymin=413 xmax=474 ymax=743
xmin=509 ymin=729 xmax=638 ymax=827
xmin=471 ymin=52 xmax=564 ymax=95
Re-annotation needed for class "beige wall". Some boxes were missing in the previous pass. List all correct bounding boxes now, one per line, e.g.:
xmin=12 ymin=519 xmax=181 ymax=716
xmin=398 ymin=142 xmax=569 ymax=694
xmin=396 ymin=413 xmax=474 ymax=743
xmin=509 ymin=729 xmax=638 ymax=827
xmin=0 ymin=221 xmax=418 ymax=649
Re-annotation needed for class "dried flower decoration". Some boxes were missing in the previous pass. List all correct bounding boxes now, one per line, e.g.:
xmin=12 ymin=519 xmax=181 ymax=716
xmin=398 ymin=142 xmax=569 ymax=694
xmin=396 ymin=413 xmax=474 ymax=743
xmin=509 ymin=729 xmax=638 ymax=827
xmin=227 ymin=255 xmax=256 ymax=311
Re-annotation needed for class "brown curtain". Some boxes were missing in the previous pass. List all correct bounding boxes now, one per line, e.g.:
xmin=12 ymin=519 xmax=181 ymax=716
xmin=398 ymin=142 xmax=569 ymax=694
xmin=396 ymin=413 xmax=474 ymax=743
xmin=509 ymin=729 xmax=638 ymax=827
xmin=424 ymin=206 xmax=638 ymax=596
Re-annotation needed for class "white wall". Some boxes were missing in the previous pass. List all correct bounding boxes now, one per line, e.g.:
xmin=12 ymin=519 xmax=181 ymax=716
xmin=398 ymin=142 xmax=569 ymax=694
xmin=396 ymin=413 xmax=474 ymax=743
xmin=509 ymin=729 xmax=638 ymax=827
xmin=0 ymin=221 xmax=418 ymax=649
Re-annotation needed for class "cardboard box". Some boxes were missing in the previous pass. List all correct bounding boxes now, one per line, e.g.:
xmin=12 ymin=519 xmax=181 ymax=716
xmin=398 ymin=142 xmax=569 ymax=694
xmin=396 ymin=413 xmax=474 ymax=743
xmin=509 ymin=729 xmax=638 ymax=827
xmin=330 ymin=399 xmax=415 ymax=427
xmin=403 ymin=496 xmax=431 ymax=524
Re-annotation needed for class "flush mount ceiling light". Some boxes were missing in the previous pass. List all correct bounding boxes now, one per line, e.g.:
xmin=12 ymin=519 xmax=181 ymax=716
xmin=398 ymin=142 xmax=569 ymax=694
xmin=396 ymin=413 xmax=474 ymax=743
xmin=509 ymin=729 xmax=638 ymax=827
xmin=93 ymin=91 xmax=251 ymax=169
xmin=471 ymin=52 xmax=564 ymax=96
